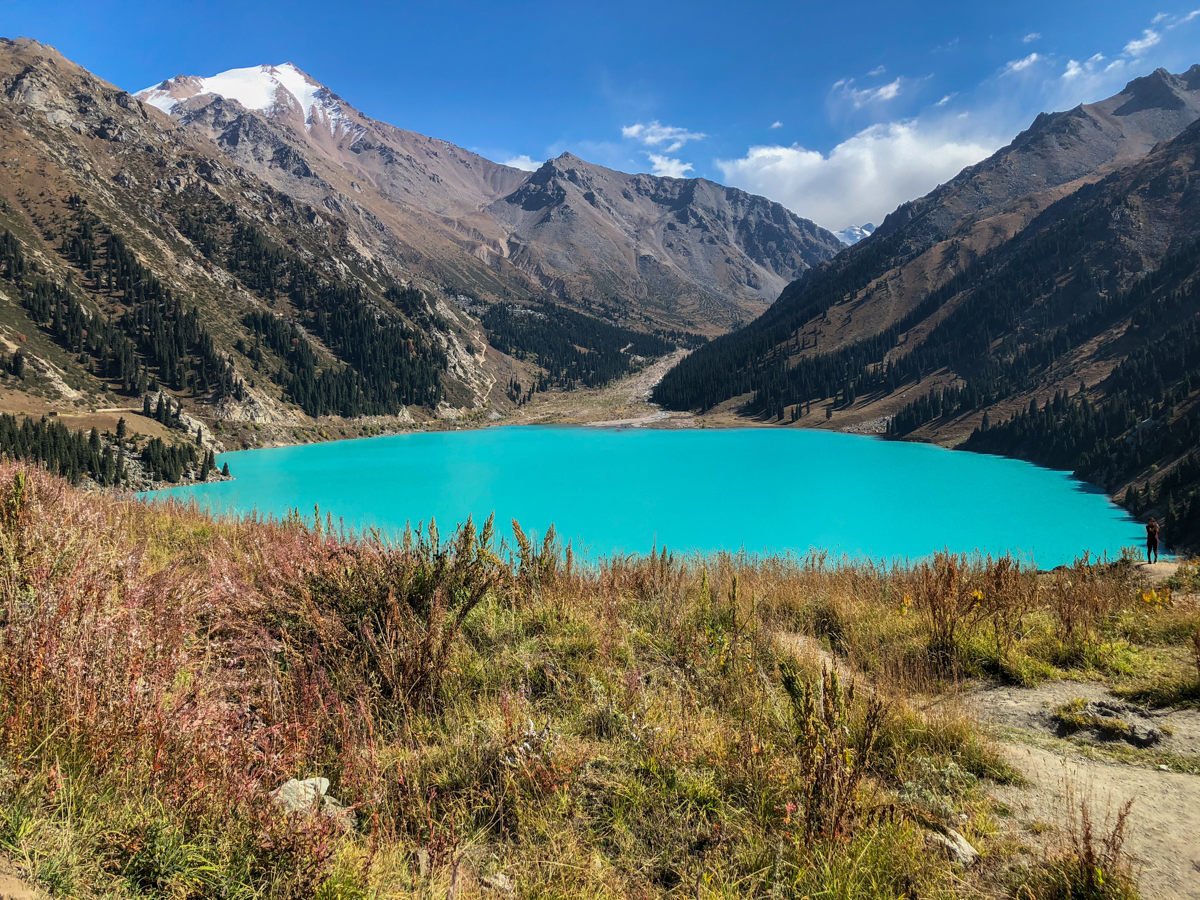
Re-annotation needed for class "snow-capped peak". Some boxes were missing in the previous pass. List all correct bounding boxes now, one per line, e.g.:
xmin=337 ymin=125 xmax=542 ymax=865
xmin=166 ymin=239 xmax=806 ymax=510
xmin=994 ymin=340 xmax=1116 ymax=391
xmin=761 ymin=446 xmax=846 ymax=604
xmin=835 ymin=223 xmax=876 ymax=246
xmin=136 ymin=63 xmax=358 ymax=137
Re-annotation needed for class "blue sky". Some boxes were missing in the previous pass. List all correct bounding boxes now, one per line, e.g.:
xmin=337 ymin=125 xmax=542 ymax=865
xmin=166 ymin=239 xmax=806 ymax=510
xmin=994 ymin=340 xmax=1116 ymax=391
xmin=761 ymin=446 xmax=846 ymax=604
xmin=4 ymin=1 xmax=1198 ymax=229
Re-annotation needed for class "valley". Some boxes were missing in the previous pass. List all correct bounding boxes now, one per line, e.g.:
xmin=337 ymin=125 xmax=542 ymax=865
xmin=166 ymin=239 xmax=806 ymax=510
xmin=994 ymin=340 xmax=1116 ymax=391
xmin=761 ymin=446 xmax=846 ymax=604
xmin=1 ymin=5 xmax=1199 ymax=897
xmin=0 ymin=37 xmax=1197 ymax=554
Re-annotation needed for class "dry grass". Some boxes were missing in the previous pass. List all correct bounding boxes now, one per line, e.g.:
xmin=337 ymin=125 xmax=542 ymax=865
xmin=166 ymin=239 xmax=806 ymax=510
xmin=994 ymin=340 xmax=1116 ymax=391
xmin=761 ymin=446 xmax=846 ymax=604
xmin=0 ymin=464 xmax=1190 ymax=896
xmin=1014 ymin=797 xmax=1139 ymax=900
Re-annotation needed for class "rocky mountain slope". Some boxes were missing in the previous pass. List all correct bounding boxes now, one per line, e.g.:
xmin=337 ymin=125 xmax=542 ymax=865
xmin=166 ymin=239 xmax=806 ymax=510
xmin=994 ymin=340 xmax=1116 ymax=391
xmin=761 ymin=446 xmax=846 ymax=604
xmin=654 ymin=65 xmax=1200 ymax=545
xmin=0 ymin=36 xmax=842 ymax=462
xmin=0 ymin=38 xmax=499 ymax=450
xmin=138 ymin=63 xmax=843 ymax=335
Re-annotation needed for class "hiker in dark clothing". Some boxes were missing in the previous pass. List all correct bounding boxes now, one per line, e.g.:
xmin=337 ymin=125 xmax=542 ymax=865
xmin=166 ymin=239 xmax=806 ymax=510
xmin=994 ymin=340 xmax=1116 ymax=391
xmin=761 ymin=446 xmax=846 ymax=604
xmin=1145 ymin=518 xmax=1161 ymax=564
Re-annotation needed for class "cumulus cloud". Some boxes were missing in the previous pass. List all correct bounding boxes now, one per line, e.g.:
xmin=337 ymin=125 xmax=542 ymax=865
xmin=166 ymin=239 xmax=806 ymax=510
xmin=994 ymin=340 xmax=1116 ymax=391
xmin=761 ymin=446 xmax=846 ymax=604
xmin=706 ymin=7 xmax=1196 ymax=234
xmin=621 ymin=121 xmax=706 ymax=153
xmin=1124 ymin=29 xmax=1161 ymax=55
xmin=832 ymin=76 xmax=903 ymax=108
xmin=716 ymin=120 xmax=998 ymax=231
xmin=647 ymin=153 xmax=694 ymax=178
xmin=1001 ymin=52 xmax=1041 ymax=75
xmin=770 ymin=120 xmax=783 ymax=129
xmin=502 ymin=154 xmax=541 ymax=171
xmin=1022 ymin=32 xmax=1041 ymax=43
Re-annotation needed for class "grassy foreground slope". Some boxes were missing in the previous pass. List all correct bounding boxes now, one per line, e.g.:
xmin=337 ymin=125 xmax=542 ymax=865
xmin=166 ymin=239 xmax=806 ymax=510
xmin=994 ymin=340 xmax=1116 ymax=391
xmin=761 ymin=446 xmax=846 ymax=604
xmin=0 ymin=466 xmax=1196 ymax=897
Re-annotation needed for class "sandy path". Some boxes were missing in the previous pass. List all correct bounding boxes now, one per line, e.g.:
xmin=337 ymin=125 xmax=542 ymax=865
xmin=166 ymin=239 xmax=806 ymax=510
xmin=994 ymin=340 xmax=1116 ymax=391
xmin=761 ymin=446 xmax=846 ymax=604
xmin=0 ymin=859 xmax=43 ymax=900
xmin=994 ymin=743 xmax=1200 ymax=899
xmin=968 ymin=679 xmax=1200 ymax=898
xmin=776 ymin=618 xmax=1200 ymax=895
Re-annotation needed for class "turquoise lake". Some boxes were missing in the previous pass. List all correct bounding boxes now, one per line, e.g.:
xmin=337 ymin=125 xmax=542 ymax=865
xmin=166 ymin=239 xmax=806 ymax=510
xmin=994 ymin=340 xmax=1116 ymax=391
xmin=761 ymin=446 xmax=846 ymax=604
xmin=149 ymin=426 xmax=1145 ymax=567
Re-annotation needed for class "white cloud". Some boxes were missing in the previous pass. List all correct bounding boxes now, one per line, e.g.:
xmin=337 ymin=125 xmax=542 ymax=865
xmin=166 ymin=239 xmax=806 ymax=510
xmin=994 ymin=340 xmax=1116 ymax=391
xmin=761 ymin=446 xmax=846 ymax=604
xmin=867 ymin=64 xmax=887 ymax=77
xmin=708 ymin=6 xmax=1196 ymax=234
xmin=832 ymin=76 xmax=903 ymax=108
xmin=502 ymin=154 xmax=541 ymax=171
xmin=716 ymin=120 xmax=998 ymax=231
xmin=770 ymin=120 xmax=783 ymax=129
xmin=1058 ymin=8 xmax=1197 ymax=98
xmin=1145 ymin=9 xmax=1197 ymax=29
xmin=1001 ymin=52 xmax=1041 ymax=75
xmin=646 ymin=153 xmax=694 ymax=178
xmin=620 ymin=121 xmax=706 ymax=153
xmin=1022 ymin=32 xmax=1042 ymax=43
xmin=1062 ymin=53 xmax=1106 ymax=80
xmin=1124 ymin=29 xmax=1161 ymax=55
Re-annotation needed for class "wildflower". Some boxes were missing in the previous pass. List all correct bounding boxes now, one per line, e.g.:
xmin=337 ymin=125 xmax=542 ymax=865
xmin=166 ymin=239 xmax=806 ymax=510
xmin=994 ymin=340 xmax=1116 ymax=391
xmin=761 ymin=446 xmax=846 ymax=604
xmin=971 ymin=589 xmax=985 ymax=601
xmin=899 ymin=593 xmax=913 ymax=616
xmin=1140 ymin=588 xmax=1169 ymax=609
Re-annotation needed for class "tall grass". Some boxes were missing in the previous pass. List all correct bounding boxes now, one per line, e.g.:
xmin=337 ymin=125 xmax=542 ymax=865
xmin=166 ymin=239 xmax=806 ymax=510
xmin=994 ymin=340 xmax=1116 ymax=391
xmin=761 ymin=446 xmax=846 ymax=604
xmin=0 ymin=464 xmax=1186 ymax=896
xmin=1015 ymin=798 xmax=1138 ymax=900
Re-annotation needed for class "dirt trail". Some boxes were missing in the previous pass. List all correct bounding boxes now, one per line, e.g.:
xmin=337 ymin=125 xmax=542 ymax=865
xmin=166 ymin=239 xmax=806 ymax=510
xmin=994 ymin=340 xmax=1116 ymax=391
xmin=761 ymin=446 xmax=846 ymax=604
xmin=776 ymin=621 xmax=1200 ymax=898
xmin=969 ymin=681 xmax=1200 ymax=899
xmin=994 ymin=743 xmax=1200 ymax=898
xmin=0 ymin=859 xmax=43 ymax=900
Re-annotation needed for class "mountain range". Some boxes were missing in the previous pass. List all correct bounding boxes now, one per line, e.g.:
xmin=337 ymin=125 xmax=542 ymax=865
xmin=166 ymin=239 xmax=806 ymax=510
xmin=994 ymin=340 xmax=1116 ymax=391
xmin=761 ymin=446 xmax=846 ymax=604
xmin=654 ymin=65 xmax=1200 ymax=545
xmin=136 ymin=61 xmax=842 ymax=334
xmin=3 ymin=36 xmax=1200 ymax=544
xmin=0 ymin=38 xmax=840 ymax=439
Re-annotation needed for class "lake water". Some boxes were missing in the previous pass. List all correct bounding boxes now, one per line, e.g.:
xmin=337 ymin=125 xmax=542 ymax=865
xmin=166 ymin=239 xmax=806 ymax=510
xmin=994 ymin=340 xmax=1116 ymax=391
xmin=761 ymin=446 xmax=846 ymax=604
xmin=148 ymin=426 xmax=1145 ymax=567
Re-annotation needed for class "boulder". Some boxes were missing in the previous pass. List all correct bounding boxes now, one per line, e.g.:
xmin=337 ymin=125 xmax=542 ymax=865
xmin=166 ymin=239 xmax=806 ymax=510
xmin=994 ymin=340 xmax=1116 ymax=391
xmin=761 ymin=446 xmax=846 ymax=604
xmin=271 ymin=777 xmax=355 ymax=828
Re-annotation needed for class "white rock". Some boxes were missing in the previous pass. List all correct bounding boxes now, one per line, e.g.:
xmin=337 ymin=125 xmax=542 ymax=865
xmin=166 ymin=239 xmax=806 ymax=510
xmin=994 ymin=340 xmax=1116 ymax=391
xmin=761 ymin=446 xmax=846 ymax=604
xmin=926 ymin=827 xmax=980 ymax=867
xmin=271 ymin=776 xmax=330 ymax=813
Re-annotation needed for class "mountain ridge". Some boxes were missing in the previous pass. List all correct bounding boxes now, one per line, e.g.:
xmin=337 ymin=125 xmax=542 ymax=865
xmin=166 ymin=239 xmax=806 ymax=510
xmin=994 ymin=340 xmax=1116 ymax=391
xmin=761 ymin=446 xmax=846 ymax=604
xmin=653 ymin=63 xmax=1200 ymax=545
xmin=137 ymin=61 xmax=844 ymax=335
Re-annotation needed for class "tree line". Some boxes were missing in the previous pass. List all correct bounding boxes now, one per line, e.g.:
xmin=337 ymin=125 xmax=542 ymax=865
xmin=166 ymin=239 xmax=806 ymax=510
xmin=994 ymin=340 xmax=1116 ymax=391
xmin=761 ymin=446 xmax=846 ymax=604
xmin=0 ymin=413 xmax=212 ymax=486
xmin=481 ymin=302 xmax=674 ymax=391
xmin=174 ymin=191 xmax=446 ymax=417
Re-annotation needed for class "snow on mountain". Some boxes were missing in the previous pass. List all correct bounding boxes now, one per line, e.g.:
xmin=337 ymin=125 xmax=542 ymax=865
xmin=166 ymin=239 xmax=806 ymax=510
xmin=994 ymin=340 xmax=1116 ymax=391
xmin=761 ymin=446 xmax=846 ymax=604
xmin=835 ymin=223 xmax=876 ymax=246
xmin=137 ymin=63 xmax=358 ymax=137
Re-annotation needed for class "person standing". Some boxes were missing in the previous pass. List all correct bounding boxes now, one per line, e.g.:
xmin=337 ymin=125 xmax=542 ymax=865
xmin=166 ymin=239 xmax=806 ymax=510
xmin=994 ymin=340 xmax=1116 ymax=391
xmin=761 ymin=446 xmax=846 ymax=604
xmin=1145 ymin=517 xmax=1161 ymax=564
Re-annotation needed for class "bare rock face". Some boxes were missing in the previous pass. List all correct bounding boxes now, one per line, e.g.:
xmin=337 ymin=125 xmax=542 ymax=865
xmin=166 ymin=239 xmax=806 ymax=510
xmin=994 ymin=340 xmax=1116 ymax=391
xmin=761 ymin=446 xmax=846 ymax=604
xmin=657 ymin=61 xmax=1200 ymax=407
xmin=873 ymin=65 xmax=1200 ymax=250
xmin=490 ymin=153 xmax=842 ymax=330
xmin=0 ymin=39 xmax=496 ymax=425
